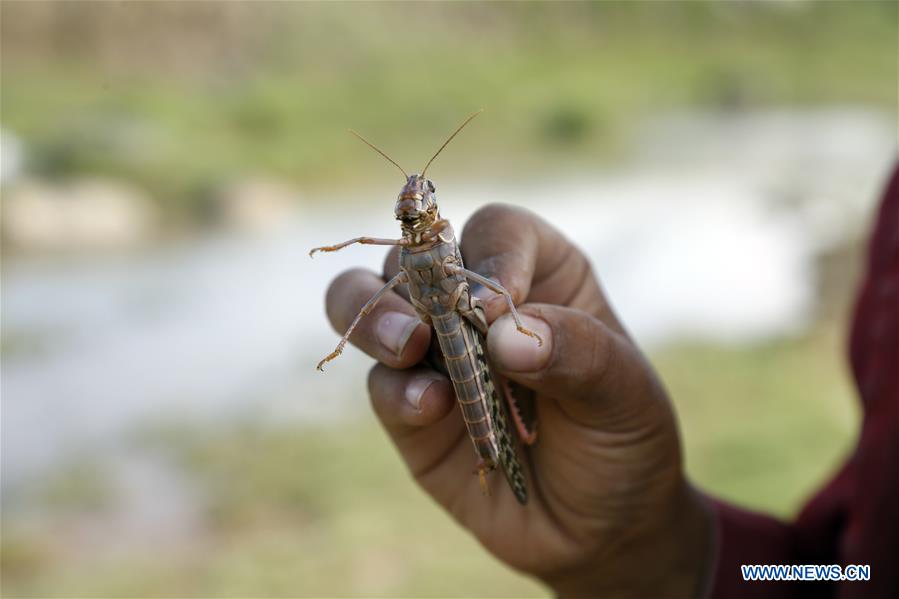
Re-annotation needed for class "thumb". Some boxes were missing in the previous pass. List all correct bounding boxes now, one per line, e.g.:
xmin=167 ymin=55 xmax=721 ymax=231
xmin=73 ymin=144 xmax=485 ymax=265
xmin=486 ymin=304 xmax=667 ymax=429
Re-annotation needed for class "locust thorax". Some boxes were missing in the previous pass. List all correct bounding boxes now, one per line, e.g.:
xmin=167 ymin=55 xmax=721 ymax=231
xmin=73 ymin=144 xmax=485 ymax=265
xmin=395 ymin=174 xmax=440 ymax=237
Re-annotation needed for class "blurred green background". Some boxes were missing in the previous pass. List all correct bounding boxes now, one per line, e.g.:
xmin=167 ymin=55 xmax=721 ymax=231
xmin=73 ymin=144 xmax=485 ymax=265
xmin=3 ymin=1 xmax=895 ymax=216
xmin=1 ymin=1 xmax=896 ymax=597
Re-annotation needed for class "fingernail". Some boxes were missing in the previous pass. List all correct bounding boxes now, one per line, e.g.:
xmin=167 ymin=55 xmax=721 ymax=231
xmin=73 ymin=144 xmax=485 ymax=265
xmin=377 ymin=312 xmax=421 ymax=357
xmin=405 ymin=373 xmax=442 ymax=411
xmin=489 ymin=314 xmax=552 ymax=372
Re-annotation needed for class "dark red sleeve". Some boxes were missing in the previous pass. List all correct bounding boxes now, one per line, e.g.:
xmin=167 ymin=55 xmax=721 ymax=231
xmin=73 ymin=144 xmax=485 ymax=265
xmin=707 ymin=163 xmax=899 ymax=599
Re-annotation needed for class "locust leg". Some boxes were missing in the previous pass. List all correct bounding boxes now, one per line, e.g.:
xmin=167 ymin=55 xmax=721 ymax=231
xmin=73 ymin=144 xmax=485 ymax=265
xmin=316 ymin=272 xmax=408 ymax=371
xmin=500 ymin=378 xmax=538 ymax=446
xmin=309 ymin=236 xmax=406 ymax=258
xmin=448 ymin=266 xmax=544 ymax=346
xmin=475 ymin=459 xmax=491 ymax=497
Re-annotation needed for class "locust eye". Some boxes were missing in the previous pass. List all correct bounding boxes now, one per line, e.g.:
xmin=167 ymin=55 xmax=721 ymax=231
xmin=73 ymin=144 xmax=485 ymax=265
xmin=427 ymin=181 xmax=436 ymax=193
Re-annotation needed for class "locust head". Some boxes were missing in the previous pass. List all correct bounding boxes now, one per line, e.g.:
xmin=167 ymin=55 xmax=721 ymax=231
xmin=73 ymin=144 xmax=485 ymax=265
xmin=395 ymin=174 xmax=438 ymax=233
xmin=348 ymin=110 xmax=482 ymax=236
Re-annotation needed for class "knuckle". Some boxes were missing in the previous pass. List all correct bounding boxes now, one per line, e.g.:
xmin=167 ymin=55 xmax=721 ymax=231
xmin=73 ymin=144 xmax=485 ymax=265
xmin=483 ymin=252 xmax=529 ymax=305
xmin=326 ymin=268 xmax=370 ymax=304
xmin=461 ymin=205 xmax=539 ymax=304
xmin=463 ymin=203 xmax=521 ymax=238
xmin=366 ymin=364 xmax=392 ymax=414
xmin=585 ymin=317 xmax=615 ymax=396
xmin=547 ymin=309 xmax=614 ymax=398
xmin=325 ymin=268 xmax=379 ymax=328
xmin=382 ymin=246 xmax=402 ymax=278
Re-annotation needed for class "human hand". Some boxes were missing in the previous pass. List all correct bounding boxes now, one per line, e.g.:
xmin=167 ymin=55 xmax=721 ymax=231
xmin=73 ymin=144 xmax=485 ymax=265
xmin=324 ymin=204 xmax=713 ymax=597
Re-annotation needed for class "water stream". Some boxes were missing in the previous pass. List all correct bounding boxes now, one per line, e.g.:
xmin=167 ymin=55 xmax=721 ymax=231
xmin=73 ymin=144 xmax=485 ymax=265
xmin=2 ymin=108 xmax=895 ymax=491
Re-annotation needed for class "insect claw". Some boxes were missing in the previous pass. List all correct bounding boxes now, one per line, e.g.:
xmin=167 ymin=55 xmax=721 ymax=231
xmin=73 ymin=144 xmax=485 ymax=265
xmin=516 ymin=326 xmax=544 ymax=347
xmin=477 ymin=462 xmax=491 ymax=497
xmin=316 ymin=349 xmax=342 ymax=371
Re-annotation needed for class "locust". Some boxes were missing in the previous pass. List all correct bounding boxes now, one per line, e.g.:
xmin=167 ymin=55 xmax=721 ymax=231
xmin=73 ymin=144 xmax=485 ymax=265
xmin=310 ymin=111 xmax=540 ymax=504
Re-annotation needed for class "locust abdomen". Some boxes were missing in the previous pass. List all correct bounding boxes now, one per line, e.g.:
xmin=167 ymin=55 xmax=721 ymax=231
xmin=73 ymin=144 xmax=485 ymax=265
xmin=432 ymin=311 xmax=529 ymax=504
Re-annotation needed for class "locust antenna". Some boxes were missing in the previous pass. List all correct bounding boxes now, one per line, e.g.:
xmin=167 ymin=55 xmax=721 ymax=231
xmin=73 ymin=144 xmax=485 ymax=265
xmin=421 ymin=109 xmax=483 ymax=177
xmin=348 ymin=129 xmax=408 ymax=179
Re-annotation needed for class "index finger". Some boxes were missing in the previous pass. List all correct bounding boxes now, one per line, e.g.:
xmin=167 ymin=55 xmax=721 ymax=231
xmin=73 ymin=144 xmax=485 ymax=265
xmin=459 ymin=203 xmax=626 ymax=336
xmin=382 ymin=246 xmax=408 ymax=301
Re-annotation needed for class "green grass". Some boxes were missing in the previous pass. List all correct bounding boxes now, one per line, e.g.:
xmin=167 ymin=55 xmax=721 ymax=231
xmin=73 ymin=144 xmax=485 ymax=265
xmin=2 ymin=420 xmax=546 ymax=598
xmin=659 ymin=324 xmax=860 ymax=518
xmin=1 ymin=323 xmax=861 ymax=597
xmin=2 ymin=2 xmax=895 ymax=215
xmin=0 ymin=4 xmax=881 ymax=593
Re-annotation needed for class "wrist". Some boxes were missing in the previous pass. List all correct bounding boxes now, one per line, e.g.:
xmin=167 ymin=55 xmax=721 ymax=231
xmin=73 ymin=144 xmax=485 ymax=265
xmin=546 ymin=482 xmax=716 ymax=598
